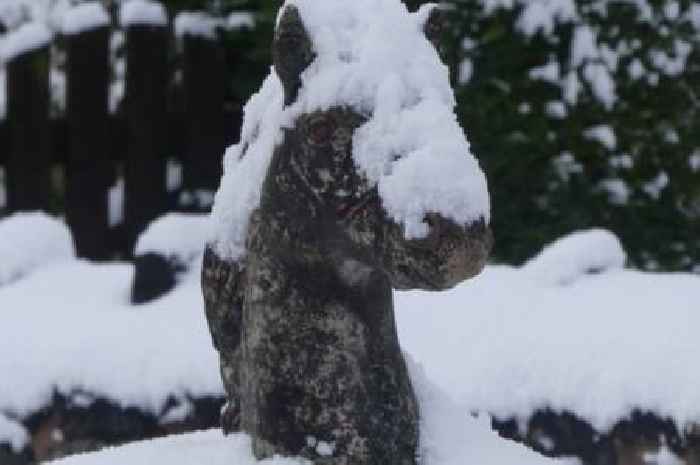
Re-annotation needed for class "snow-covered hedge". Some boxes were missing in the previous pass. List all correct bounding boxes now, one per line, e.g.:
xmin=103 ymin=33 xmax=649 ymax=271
xmin=450 ymin=0 xmax=700 ymax=271
xmin=0 ymin=212 xmax=75 ymax=286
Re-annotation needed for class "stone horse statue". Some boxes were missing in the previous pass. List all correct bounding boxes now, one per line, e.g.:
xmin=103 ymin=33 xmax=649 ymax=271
xmin=202 ymin=4 xmax=492 ymax=465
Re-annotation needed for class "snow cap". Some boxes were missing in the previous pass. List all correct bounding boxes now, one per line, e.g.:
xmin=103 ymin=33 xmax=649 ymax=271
xmin=174 ymin=12 xmax=222 ymax=39
xmin=211 ymin=0 xmax=490 ymax=261
xmin=523 ymin=228 xmax=626 ymax=285
xmin=120 ymin=0 xmax=168 ymax=28
xmin=135 ymin=213 xmax=212 ymax=264
xmin=61 ymin=2 xmax=110 ymax=36
xmin=1 ymin=22 xmax=52 ymax=63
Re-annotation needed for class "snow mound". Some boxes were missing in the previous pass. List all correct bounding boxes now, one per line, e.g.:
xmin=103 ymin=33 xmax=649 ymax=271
xmin=120 ymin=0 xmax=168 ymax=28
xmin=47 ymin=363 xmax=575 ymax=465
xmin=0 ymin=212 xmax=75 ymax=286
xmin=522 ymin=229 xmax=626 ymax=285
xmin=0 ymin=413 xmax=28 ymax=453
xmin=2 ymin=240 xmax=700 ymax=434
xmin=211 ymin=0 xmax=490 ymax=260
xmin=1 ymin=21 xmax=52 ymax=63
xmin=0 ymin=260 xmax=221 ymax=416
xmin=174 ymin=12 xmax=221 ymax=39
xmin=134 ymin=213 xmax=211 ymax=265
xmin=61 ymin=2 xmax=110 ymax=36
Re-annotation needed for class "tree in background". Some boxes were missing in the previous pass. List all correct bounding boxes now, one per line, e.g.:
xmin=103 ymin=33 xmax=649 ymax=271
xmin=443 ymin=0 xmax=700 ymax=270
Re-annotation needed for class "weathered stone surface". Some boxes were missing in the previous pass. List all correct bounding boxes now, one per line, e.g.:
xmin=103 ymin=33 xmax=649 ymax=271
xmin=202 ymin=5 xmax=492 ymax=465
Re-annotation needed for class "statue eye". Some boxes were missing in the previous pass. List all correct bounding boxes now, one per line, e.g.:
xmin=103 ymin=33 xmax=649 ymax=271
xmin=306 ymin=115 xmax=336 ymax=147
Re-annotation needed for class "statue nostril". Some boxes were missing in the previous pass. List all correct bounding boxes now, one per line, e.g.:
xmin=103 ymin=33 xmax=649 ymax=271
xmin=306 ymin=115 xmax=336 ymax=146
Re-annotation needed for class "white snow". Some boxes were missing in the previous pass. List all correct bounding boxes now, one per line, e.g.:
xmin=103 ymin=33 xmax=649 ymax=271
xmin=61 ymin=2 xmax=110 ymax=36
xmin=0 ymin=259 xmax=221 ymax=416
xmin=0 ymin=21 xmax=52 ymax=63
xmin=458 ymin=59 xmax=473 ymax=85
xmin=211 ymin=0 xmax=490 ymax=261
xmin=0 ymin=212 xmax=75 ymax=286
xmin=46 ymin=430 xmax=310 ymax=465
xmin=552 ymin=152 xmax=582 ymax=181
xmin=521 ymin=229 xmax=626 ymax=286
xmin=46 ymin=364 xmax=577 ymax=465
xmin=120 ymin=0 xmax=168 ymax=28
xmin=628 ymin=58 xmax=646 ymax=80
xmin=0 ymin=413 xmax=29 ymax=452
xmin=529 ymin=59 xmax=560 ymax=84
xmin=226 ymin=12 xmax=255 ymax=30
xmin=517 ymin=0 xmax=577 ymax=36
xmin=175 ymin=12 xmax=221 ymax=40
xmin=134 ymin=213 xmax=211 ymax=264
xmin=2 ymin=226 xmax=700 ymax=437
xmin=642 ymin=171 xmax=670 ymax=199
xmin=584 ymin=125 xmax=617 ymax=151
xmin=689 ymin=151 xmax=700 ymax=172
xmin=598 ymin=178 xmax=630 ymax=205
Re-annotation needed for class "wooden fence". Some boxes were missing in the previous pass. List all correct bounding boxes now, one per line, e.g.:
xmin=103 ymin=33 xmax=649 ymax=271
xmin=0 ymin=22 xmax=240 ymax=260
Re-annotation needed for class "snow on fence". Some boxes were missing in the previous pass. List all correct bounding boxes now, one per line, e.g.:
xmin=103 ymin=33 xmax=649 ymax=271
xmin=0 ymin=4 xmax=237 ymax=260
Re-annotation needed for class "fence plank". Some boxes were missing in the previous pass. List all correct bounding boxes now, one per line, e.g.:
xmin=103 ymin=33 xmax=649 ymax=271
xmin=65 ymin=26 xmax=112 ymax=260
xmin=124 ymin=25 xmax=169 ymax=253
xmin=181 ymin=35 xmax=227 ymax=211
xmin=6 ymin=46 xmax=52 ymax=212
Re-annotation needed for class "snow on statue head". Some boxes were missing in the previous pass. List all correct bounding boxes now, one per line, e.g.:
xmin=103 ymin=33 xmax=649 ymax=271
xmin=202 ymin=1 xmax=492 ymax=464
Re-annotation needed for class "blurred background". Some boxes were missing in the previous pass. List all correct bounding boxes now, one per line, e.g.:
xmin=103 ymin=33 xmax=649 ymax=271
xmin=2 ymin=1 xmax=700 ymax=464
xmin=1 ymin=0 xmax=698 ymax=272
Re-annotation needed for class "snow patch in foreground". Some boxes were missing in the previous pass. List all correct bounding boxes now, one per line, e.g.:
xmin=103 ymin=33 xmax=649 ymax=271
xmin=0 ymin=414 xmax=28 ymax=453
xmin=522 ymin=228 xmax=625 ymax=285
xmin=47 ymin=364 xmax=576 ymax=465
xmin=0 ymin=212 xmax=75 ymax=286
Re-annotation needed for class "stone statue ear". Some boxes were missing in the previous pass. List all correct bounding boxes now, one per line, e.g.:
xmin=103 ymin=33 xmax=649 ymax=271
xmin=417 ymin=3 xmax=446 ymax=52
xmin=273 ymin=5 xmax=316 ymax=106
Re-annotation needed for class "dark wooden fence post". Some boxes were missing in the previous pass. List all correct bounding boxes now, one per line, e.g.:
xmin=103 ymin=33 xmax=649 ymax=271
xmin=6 ymin=28 xmax=52 ymax=212
xmin=181 ymin=33 xmax=226 ymax=210
xmin=124 ymin=18 xmax=169 ymax=253
xmin=65 ymin=16 xmax=112 ymax=260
